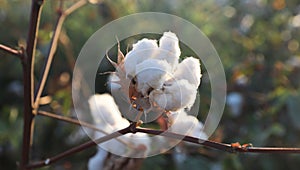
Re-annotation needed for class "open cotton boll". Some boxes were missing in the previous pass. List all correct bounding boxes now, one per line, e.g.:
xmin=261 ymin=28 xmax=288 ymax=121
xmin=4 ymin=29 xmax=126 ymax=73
xmin=136 ymin=59 xmax=171 ymax=96
xmin=173 ymin=57 xmax=202 ymax=88
xmin=155 ymin=32 xmax=181 ymax=69
xmin=88 ymin=94 xmax=123 ymax=128
xmin=124 ymin=39 xmax=158 ymax=77
xmin=150 ymin=79 xmax=197 ymax=111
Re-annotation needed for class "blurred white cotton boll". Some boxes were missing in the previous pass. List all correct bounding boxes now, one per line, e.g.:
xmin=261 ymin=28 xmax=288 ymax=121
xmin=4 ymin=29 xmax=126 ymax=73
xmin=169 ymin=110 xmax=197 ymax=134
xmin=128 ymin=132 xmax=151 ymax=157
xmin=88 ymin=94 xmax=123 ymax=128
xmin=190 ymin=121 xmax=207 ymax=140
xmin=88 ymin=147 xmax=108 ymax=170
xmin=155 ymin=32 xmax=181 ymax=69
xmin=124 ymin=39 xmax=158 ymax=77
xmin=136 ymin=59 xmax=171 ymax=95
xmin=169 ymin=110 xmax=207 ymax=139
xmin=226 ymin=92 xmax=244 ymax=117
xmin=173 ymin=57 xmax=202 ymax=87
xmin=150 ymin=79 xmax=197 ymax=111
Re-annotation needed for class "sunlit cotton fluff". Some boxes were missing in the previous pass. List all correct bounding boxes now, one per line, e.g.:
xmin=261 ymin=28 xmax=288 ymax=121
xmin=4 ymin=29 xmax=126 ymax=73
xmin=173 ymin=57 xmax=202 ymax=88
xmin=155 ymin=31 xmax=181 ymax=70
xmin=136 ymin=58 xmax=172 ymax=96
xmin=149 ymin=79 xmax=198 ymax=111
xmin=124 ymin=39 xmax=158 ymax=77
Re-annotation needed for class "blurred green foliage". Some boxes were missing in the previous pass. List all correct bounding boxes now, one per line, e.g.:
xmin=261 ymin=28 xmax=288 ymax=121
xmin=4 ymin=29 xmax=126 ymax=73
xmin=1 ymin=0 xmax=300 ymax=169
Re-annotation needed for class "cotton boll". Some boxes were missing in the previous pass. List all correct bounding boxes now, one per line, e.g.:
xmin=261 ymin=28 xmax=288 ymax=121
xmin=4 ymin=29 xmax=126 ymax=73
xmin=168 ymin=110 xmax=197 ymax=134
xmin=226 ymin=92 xmax=244 ymax=117
xmin=88 ymin=94 xmax=123 ymax=128
xmin=150 ymin=79 xmax=197 ymax=111
xmin=169 ymin=110 xmax=207 ymax=140
xmin=88 ymin=147 xmax=108 ymax=170
xmin=136 ymin=59 xmax=171 ymax=96
xmin=124 ymin=39 xmax=158 ymax=77
xmin=174 ymin=57 xmax=202 ymax=87
xmin=155 ymin=32 xmax=181 ymax=69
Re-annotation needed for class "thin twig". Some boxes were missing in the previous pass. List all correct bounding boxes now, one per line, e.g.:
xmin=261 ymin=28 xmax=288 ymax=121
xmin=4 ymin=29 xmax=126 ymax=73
xmin=33 ymin=0 xmax=87 ymax=111
xmin=0 ymin=44 xmax=21 ymax=57
xmin=37 ymin=110 xmax=133 ymax=147
xmin=136 ymin=127 xmax=300 ymax=154
xmin=36 ymin=111 xmax=300 ymax=154
xmin=64 ymin=0 xmax=87 ymax=16
xmin=21 ymin=0 xmax=45 ymax=170
xmin=136 ymin=127 xmax=233 ymax=152
xmin=38 ymin=110 xmax=104 ymax=133
xmin=26 ymin=126 xmax=131 ymax=169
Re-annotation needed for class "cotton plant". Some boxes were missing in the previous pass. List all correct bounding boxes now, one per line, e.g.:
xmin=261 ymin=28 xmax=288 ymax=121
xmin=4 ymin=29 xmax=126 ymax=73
xmin=88 ymin=32 xmax=207 ymax=168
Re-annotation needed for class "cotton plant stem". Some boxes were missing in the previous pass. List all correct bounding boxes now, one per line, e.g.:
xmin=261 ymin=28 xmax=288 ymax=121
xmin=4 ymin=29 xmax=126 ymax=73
xmin=26 ymin=126 xmax=131 ymax=169
xmin=21 ymin=0 xmax=45 ymax=170
xmin=37 ymin=110 xmax=133 ymax=147
xmin=136 ymin=127 xmax=300 ymax=153
xmin=26 ymin=121 xmax=300 ymax=169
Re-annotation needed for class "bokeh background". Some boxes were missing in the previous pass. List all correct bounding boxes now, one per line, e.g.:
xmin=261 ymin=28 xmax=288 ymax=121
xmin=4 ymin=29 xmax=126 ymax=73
xmin=1 ymin=0 xmax=300 ymax=169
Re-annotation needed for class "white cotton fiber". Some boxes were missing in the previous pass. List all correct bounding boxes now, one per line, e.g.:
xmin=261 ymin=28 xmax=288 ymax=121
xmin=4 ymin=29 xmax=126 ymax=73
xmin=154 ymin=32 xmax=181 ymax=69
xmin=136 ymin=59 xmax=171 ymax=96
xmin=173 ymin=57 xmax=202 ymax=88
xmin=88 ymin=94 xmax=123 ymax=128
xmin=150 ymin=79 xmax=197 ymax=111
xmin=168 ymin=110 xmax=207 ymax=140
xmin=124 ymin=39 xmax=158 ymax=77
